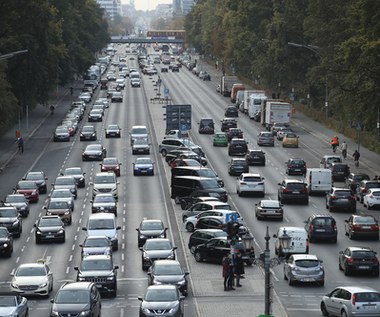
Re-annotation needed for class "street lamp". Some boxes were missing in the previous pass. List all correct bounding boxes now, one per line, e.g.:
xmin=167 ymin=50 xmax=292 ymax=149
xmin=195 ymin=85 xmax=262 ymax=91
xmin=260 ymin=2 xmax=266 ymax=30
xmin=287 ymin=42 xmax=328 ymax=118
xmin=257 ymin=227 xmax=291 ymax=317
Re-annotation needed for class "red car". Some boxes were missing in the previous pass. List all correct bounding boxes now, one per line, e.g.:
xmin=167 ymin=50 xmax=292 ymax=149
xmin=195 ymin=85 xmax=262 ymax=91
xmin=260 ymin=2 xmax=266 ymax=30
xmin=15 ymin=180 xmax=40 ymax=203
xmin=344 ymin=214 xmax=379 ymax=240
xmin=100 ymin=157 xmax=121 ymax=177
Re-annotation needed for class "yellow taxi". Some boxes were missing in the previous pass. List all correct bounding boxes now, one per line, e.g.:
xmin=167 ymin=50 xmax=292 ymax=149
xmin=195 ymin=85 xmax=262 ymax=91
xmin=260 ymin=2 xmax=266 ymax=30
xmin=282 ymin=132 xmax=299 ymax=148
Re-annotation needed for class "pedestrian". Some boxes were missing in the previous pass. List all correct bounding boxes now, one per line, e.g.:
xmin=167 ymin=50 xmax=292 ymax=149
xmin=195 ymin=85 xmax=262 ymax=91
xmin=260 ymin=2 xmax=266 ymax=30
xmin=341 ymin=140 xmax=347 ymax=159
xmin=222 ymin=255 xmax=230 ymax=291
xmin=17 ymin=137 xmax=24 ymax=153
xmin=235 ymin=252 xmax=245 ymax=287
xmin=353 ymin=150 xmax=360 ymax=166
xmin=227 ymin=255 xmax=235 ymax=290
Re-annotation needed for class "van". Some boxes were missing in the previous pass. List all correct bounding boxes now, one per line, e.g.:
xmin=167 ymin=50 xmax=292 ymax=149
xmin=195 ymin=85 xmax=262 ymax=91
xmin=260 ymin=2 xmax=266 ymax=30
xmin=171 ymin=166 xmax=223 ymax=187
xmin=273 ymin=226 xmax=309 ymax=257
xmin=320 ymin=155 xmax=342 ymax=169
xmin=198 ymin=118 xmax=215 ymax=134
xmin=171 ymin=176 xmax=228 ymax=203
xmin=230 ymin=84 xmax=245 ymax=103
xmin=304 ymin=168 xmax=332 ymax=195
xmin=82 ymin=213 xmax=121 ymax=250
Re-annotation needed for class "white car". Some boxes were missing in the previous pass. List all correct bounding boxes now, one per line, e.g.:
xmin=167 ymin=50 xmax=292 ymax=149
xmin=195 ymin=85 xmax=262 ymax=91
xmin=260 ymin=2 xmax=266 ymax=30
xmin=10 ymin=262 xmax=53 ymax=297
xmin=184 ymin=209 xmax=243 ymax=232
xmin=363 ymin=188 xmax=380 ymax=210
xmin=236 ymin=173 xmax=265 ymax=197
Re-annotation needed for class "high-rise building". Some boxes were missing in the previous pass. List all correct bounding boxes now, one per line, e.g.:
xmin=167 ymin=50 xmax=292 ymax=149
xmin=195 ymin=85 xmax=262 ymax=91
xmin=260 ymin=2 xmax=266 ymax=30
xmin=179 ymin=0 xmax=195 ymax=15
xmin=96 ymin=0 xmax=122 ymax=20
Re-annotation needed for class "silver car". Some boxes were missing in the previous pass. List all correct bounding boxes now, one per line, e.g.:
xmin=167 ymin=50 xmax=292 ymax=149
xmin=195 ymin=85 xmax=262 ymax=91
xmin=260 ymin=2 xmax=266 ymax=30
xmin=284 ymin=254 xmax=324 ymax=286
xmin=321 ymin=286 xmax=380 ymax=317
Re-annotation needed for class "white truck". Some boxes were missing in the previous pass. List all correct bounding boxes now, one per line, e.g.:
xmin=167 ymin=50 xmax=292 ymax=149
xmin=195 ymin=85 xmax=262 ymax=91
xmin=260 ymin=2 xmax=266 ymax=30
xmin=248 ymin=91 xmax=267 ymax=120
xmin=261 ymin=101 xmax=292 ymax=130
xmin=220 ymin=75 xmax=239 ymax=97
xmin=239 ymin=90 xmax=259 ymax=114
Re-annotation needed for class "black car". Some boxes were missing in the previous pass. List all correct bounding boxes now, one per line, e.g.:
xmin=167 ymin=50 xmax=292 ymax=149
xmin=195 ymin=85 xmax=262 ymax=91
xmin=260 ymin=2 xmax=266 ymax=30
xmin=34 ymin=215 xmax=65 ymax=243
xmin=105 ymin=124 xmax=121 ymax=138
xmin=23 ymin=171 xmax=48 ymax=194
xmin=138 ymin=285 xmax=185 ymax=317
xmin=188 ymin=229 xmax=227 ymax=253
xmin=147 ymin=260 xmax=189 ymax=296
xmin=0 ymin=206 xmax=22 ymax=238
xmin=339 ymin=246 xmax=379 ymax=276
xmin=3 ymin=194 xmax=30 ymax=217
xmin=50 ymin=282 xmax=101 ymax=317
xmin=228 ymin=138 xmax=248 ymax=156
xmin=228 ymin=158 xmax=249 ymax=176
xmin=345 ymin=172 xmax=370 ymax=193
xmin=224 ymin=105 xmax=238 ymax=117
xmin=246 ymin=150 xmax=266 ymax=166
xmin=136 ymin=219 xmax=168 ymax=248
xmin=91 ymin=193 xmax=117 ymax=215
xmin=278 ymin=179 xmax=309 ymax=204
xmin=0 ymin=227 xmax=13 ymax=257
xmin=62 ymin=167 xmax=86 ymax=188
xmin=75 ymin=255 xmax=118 ymax=297
xmin=171 ymin=65 xmax=179 ymax=72
xmin=330 ymin=163 xmax=350 ymax=182
xmin=326 ymin=187 xmax=356 ymax=212
xmin=285 ymin=158 xmax=307 ymax=175
xmin=80 ymin=125 xmax=97 ymax=141
xmin=304 ymin=214 xmax=337 ymax=243
xmin=140 ymin=238 xmax=177 ymax=271
xmin=221 ymin=118 xmax=237 ymax=132
xmin=198 ymin=118 xmax=215 ymax=134
xmin=82 ymin=144 xmax=107 ymax=161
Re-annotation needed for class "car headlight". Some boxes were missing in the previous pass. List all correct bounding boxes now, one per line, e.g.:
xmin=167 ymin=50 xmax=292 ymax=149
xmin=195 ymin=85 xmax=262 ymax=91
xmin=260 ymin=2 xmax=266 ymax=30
xmin=107 ymin=276 xmax=115 ymax=281
xmin=32 ymin=190 xmax=37 ymax=195
xmin=80 ymin=133 xmax=84 ymax=137
xmin=20 ymin=206 xmax=26 ymax=210
xmin=91 ymin=133 xmax=96 ymax=137
xmin=64 ymin=211 xmax=70 ymax=215
xmin=153 ymin=279 xmax=162 ymax=285
xmin=142 ymin=308 xmax=150 ymax=314
xmin=10 ymin=283 xmax=19 ymax=289
xmin=78 ymin=276 xmax=86 ymax=281
xmin=58 ymin=229 xmax=64 ymax=234
xmin=39 ymin=282 xmax=47 ymax=288
xmin=139 ymin=235 xmax=146 ymax=239
xmin=167 ymin=252 xmax=175 ymax=259
xmin=168 ymin=306 xmax=179 ymax=314
xmin=143 ymin=252 xmax=149 ymax=260
xmin=158 ymin=234 xmax=165 ymax=238
xmin=177 ymin=279 xmax=186 ymax=285
xmin=12 ymin=220 xmax=19 ymax=227
xmin=79 ymin=310 xmax=91 ymax=316
xmin=3 ymin=243 xmax=8 ymax=247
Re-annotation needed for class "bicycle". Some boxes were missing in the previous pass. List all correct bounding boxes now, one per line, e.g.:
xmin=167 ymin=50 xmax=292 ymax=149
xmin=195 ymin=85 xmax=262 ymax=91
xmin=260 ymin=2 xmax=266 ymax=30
xmin=354 ymin=159 xmax=359 ymax=167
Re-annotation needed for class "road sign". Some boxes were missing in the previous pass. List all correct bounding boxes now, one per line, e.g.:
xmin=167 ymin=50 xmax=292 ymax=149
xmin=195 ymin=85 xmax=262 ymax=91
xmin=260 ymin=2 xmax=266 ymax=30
xmin=165 ymin=104 xmax=191 ymax=132
xmin=226 ymin=213 xmax=237 ymax=223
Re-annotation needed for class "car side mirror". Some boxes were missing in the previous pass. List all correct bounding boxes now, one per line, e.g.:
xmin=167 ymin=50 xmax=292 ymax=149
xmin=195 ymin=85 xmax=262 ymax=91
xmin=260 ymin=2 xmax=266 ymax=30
xmin=344 ymin=220 xmax=348 ymax=223
xmin=114 ymin=266 xmax=119 ymax=270
xmin=50 ymin=299 xmax=54 ymax=303
xmin=138 ymin=296 xmax=143 ymax=301
xmin=82 ymin=227 xmax=87 ymax=231
xmin=173 ymin=246 xmax=178 ymax=250
xmin=139 ymin=247 xmax=143 ymax=251
xmin=116 ymin=226 xmax=121 ymax=230
xmin=273 ymin=234 xmax=278 ymax=238
xmin=180 ymin=296 xmax=185 ymax=301
xmin=74 ymin=266 xmax=79 ymax=271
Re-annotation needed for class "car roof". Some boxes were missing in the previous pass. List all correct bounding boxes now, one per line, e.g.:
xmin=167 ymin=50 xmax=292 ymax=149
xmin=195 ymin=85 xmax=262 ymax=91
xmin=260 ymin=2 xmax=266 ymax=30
xmin=153 ymin=259 xmax=181 ymax=266
xmin=346 ymin=246 xmax=374 ymax=252
xmin=146 ymin=284 xmax=177 ymax=291
xmin=88 ymin=212 xmax=115 ymax=220
xmin=81 ymin=254 xmax=111 ymax=261
xmin=335 ymin=286 xmax=379 ymax=293
xmin=283 ymin=179 xmax=305 ymax=184
xmin=60 ymin=281 xmax=93 ymax=291
xmin=240 ymin=173 xmax=262 ymax=178
xmin=192 ymin=229 xmax=225 ymax=233
xmin=17 ymin=262 xmax=46 ymax=269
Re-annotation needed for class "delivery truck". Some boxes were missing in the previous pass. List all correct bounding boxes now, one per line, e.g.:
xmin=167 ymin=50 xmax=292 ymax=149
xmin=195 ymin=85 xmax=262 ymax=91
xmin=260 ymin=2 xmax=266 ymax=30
xmin=220 ymin=75 xmax=239 ymax=97
xmin=230 ymin=84 xmax=245 ymax=103
xmin=261 ymin=101 xmax=292 ymax=130
xmin=248 ymin=91 xmax=267 ymax=120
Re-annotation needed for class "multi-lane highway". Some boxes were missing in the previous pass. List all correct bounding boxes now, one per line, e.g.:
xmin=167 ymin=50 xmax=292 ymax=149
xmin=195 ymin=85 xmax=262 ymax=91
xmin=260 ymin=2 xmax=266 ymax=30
xmin=0 ymin=43 xmax=379 ymax=317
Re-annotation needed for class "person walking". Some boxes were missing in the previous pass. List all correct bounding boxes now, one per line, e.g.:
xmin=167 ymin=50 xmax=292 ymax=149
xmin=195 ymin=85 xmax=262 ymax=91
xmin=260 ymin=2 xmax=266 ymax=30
xmin=227 ymin=255 xmax=235 ymax=290
xmin=17 ymin=137 xmax=24 ymax=153
xmin=222 ymin=255 xmax=230 ymax=291
xmin=341 ymin=140 xmax=347 ymax=159
xmin=235 ymin=252 xmax=245 ymax=287
xmin=353 ymin=150 xmax=360 ymax=166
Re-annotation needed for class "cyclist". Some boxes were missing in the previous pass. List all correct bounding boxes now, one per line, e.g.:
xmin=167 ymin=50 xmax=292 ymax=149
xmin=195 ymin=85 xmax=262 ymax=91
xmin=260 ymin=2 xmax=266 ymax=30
xmin=341 ymin=140 xmax=347 ymax=158
xmin=49 ymin=105 xmax=55 ymax=115
xmin=353 ymin=150 xmax=360 ymax=166
xmin=331 ymin=136 xmax=339 ymax=153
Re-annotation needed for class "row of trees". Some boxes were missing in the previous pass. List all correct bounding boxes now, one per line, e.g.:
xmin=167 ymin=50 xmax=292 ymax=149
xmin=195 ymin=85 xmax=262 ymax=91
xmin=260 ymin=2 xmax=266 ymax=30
xmin=185 ymin=0 xmax=380 ymax=140
xmin=0 ymin=0 xmax=110 ymax=135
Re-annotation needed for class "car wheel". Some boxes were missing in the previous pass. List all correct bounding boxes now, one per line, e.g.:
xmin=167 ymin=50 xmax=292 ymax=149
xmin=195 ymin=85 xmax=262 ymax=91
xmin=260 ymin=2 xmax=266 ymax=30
xmin=161 ymin=149 xmax=167 ymax=157
xmin=288 ymin=276 xmax=293 ymax=286
xmin=373 ymin=269 xmax=379 ymax=277
xmin=320 ymin=302 xmax=329 ymax=317
xmin=344 ymin=267 xmax=350 ymax=276
xmin=6 ymin=248 xmax=12 ymax=258
xmin=186 ymin=222 xmax=195 ymax=232
xmin=348 ymin=230 xmax=354 ymax=240
xmin=341 ymin=310 xmax=348 ymax=317
xmin=190 ymin=245 xmax=196 ymax=254
xmin=35 ymin=236 xmax=40 ymax=244
xmin=194 ymin=251 xmax=202 ymax=262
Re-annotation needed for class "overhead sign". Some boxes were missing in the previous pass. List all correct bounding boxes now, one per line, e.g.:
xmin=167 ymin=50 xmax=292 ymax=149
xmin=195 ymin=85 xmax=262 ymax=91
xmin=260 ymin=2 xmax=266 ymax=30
xmin=164 ymin=104 xmax=191 ymax=132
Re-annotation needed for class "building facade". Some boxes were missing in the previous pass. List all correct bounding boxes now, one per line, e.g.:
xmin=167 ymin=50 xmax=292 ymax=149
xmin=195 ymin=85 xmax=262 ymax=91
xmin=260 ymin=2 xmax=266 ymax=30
xmin=96 ymin=0 xmax=122 ymax=20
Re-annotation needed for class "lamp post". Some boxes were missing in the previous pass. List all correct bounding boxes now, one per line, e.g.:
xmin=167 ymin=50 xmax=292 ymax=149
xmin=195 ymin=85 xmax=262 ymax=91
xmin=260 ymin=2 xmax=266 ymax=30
xmin=259 ymin=227 xmax=291 ymax=317
xmin=287 ymin=42 xmax=328 ymax=117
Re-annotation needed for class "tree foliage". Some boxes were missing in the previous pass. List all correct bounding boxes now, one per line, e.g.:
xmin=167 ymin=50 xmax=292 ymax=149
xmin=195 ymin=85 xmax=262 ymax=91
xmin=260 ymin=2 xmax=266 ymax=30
xmin=186 ymin=0 xmax=380 ymax=135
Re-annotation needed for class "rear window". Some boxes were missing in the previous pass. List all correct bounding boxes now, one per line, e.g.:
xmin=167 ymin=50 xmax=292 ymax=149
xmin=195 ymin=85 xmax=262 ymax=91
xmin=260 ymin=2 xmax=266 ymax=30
xmin=295 ymin=260 xmax=319 ymax=268
xmin=334 ymin=190 xmax=351 ymax=197
xmin=313 ymin=218 xmax=334 ymax=227
xmin=355 ymin=292 xmax=380 ymax=302
xmin=367 ymin=182 xmax=380 ymax=188
xmin=352 ymin=251 xmax=376 ymax=259
xmin=286 ymin=183 xmax=306 ymax=190
xmin=243 ymin=177 xmax=262 ymax=182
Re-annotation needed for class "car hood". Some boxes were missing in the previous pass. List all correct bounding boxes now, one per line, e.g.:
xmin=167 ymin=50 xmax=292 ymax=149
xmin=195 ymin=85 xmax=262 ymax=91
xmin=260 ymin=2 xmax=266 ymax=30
xmin=153 ymin=275 xmax=184 ymax=284
xmin=46 ymin=208 xmax=70 ymax=215
xmin=143 ymin=301 xmax=178 ymax=311
xmin=135 ymin=163 xmax=153 ymax=169
xmin=52 ymin=303 xmax=90 ymax=313
xmin=13 ymin=275 xmax=47 ymax=285
xmin=38 ymin=226 xmax=63 ymax=232
xmin=92 ymin=202 xmax=116 ymax=208
xmin=145 ymin=250 xmax=173 ymax=258
xmin=82 ymin=246 xmax=111 ymax=255
xmin=0 ymin=217 xmax=17 ymax=222
xmin=0 ymin=307 xmax=17 ymax=315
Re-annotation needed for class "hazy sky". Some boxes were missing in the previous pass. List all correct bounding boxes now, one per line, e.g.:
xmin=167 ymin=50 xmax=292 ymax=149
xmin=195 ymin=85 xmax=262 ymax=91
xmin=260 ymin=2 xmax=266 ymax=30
xmin=131 ymin=0 xmax=172 ymax=11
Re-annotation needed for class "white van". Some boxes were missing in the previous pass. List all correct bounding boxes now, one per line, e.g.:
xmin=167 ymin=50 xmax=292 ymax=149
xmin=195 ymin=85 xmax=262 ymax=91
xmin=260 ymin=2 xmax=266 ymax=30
xmin=273 ymin=226 xmax=308 ymax=257
xmin=305 ymin=168 xmax=332 ymax=195
xmin=82 ymin=213 xmax=120 ymax=250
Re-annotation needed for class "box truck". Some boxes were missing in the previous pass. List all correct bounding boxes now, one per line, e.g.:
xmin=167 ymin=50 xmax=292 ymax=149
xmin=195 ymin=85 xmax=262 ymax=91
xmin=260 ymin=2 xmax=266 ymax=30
xmin=248 ymin=91 xmax=267 ymax=120
xmin=261 ymin=101 xmax=292 ymax=130
xmin=220 ymin=76 xmax=239 ymax=97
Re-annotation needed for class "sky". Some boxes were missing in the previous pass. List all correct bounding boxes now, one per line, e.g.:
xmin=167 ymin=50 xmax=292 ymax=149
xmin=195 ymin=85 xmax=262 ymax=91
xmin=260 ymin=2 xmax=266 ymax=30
xmin=130 ymin=0 xmax=172 ymax=12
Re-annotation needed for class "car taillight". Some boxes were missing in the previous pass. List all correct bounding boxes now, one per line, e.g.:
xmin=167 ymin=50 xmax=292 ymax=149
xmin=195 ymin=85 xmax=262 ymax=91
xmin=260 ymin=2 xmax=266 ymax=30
xmin=310 ymin=224 xmax=314 ymax=232
xmin=300 ymin=189 xmax=308 ymax=193
xmin=283 ymin=188 xmax=291 ymax=193
xmin=240 ymin=182 xmax=247 ymax=185
xmin=373 ymin=257 xmax=379 ymax=264
xmin=352 ymin=293 xmax=356 ymax=305
xmin=347 ymin=257 xmax=354 ymax=264
xmin=353 ymin=225 xmax=362 ymax=230
xmin=288 ymin=164 xmax=293 ymax=168
xmin=372 ymin=225 xmax=379 ymax=230
xmin=333 ymin=224 xmax=337 ymax=231
xmin=330 ymin=196 xmax=337 ymax=200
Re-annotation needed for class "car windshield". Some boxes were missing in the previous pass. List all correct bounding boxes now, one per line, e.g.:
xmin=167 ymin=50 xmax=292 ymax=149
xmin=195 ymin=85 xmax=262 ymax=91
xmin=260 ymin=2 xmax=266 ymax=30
xmin=18 ymin=181 xmax=36 ymax=189
xmin=82 ymin=126 xmax=94 ymax=132
xmin=141 ymin=221 xmax=163 ymax=230
xmin=85 ymin=238 xmax=109 ymax=247
xmin=87 ymin=145 xmax=101 ymax=151
xmin=25 ymin=173 xmax=42 ymax=180
xmin=55 ymin=178 xmax=74 ymax=185
xmin=286 ymin=183 xmax=306 ymax=190
xmin=286 ymin=133 xmax=297 ymax=138
xmin=0 ymin=209 xmax=17 ymax=217
xmin=108 ymin=125 xmax=119 ymax=130
xmin=56 ymin=127 xmax=68 ymax=133
xmin=232 ymin=160 xmax=247 ymax=166
xmin=200 ymin=179 xmax=219 ymax=189
xmin=103 ymin=158 xmax=118 ymax=165
xmin=0 ymin=296 xmax=16 ymax=306
xmin=132 ymin=128 xmax=147 ymax=134
xmin=5 ymin=196 xmax=25 ymax=203
xmin=145 ymin=240 xmax=172 ymax=250
xmin=136 ymin=158 xmax=152 ymax=165
xmin=0 ymin=229 xmax=9 ymax=238
xmin=261 ymin=133 xmax=272 ymax=137
xmin=243 ymin=176 xmax=262 ymax=182
xmin=80 ymin=259 xmax=112 ymax=271
xmin=313 ymin=218 xmax=334 ymax=227
xmin=291 ymin=160 xmax=305 ymax=165
xmin=155 ymin=264 xmax=182 ymax=275
xmin=94 ymin=195 xmax=114 ymax=203
xmin=55 ymin=290 xmax=90 ymax=304
xmin=352 ymin=251 xmax=375 ymax=259
xmin=16 ymin=266 xmax=46 ymax=276
xmin=65 ymin=168 xmax=81 ymax=175
xmin=88 ymin=219 xmax=115 ymax=230
xmin=198 ymin=170 xmax=216 ymax=178
xmin=334 ymin=190 xmax=351 ymax=197
xmin=295 ymin=259 xmax=319 ymax=268
xmin=51 ymin=190 xmax=71 ymax=198
xmin=145 ymin=289 xmax=177 ymax=301
xmin=261 ymin=201 xmax=280 ymax=208
xmin=371 ymin=191 xmax=380 ymax=197
xmin=94 ymin=175 xmax=114 ymax=184
xmin=48 ymin=201 xmax=68 ymax=209
xmin=39 ymin=218 xmax=62 ymax=227
xmin=367 ymin=182 xmax=380 ymax=188
xmin=91 ymin=110 xmax=102 ymax=114
xmin=355 ymin=216 xmax=376 ymax=224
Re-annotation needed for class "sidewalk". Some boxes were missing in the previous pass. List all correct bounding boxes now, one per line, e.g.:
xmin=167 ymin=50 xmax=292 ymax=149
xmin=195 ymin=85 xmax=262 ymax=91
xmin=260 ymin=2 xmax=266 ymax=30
xmin=0 ymin=85 xmax=76 ymax=172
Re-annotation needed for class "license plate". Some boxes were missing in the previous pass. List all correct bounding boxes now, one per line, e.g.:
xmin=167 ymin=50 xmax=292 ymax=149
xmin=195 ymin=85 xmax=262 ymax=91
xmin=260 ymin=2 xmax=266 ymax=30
xmin=265 ymin=210 xmax=275 ymax=214
xmin=362 ymin=226 xmax=371 ymax=229
xmin=358 ymin=266 xmax=370 ymax=269
xmin=253 ymin=156 xmax=259 ymax=159
xmin=248 ymin=184 xmax=256 ymax=188
xmin=294 ymin=169 xmax=301 ymax=171
xmin=293 ymin=191 xmax=300 ymax=194
xmin=302 ymin=278 xmax=315 ymax=282
xmin=46 ymin=235 xmax=54 ymax=238
xmin=316 ymin=229 xmax=325 ymax=232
